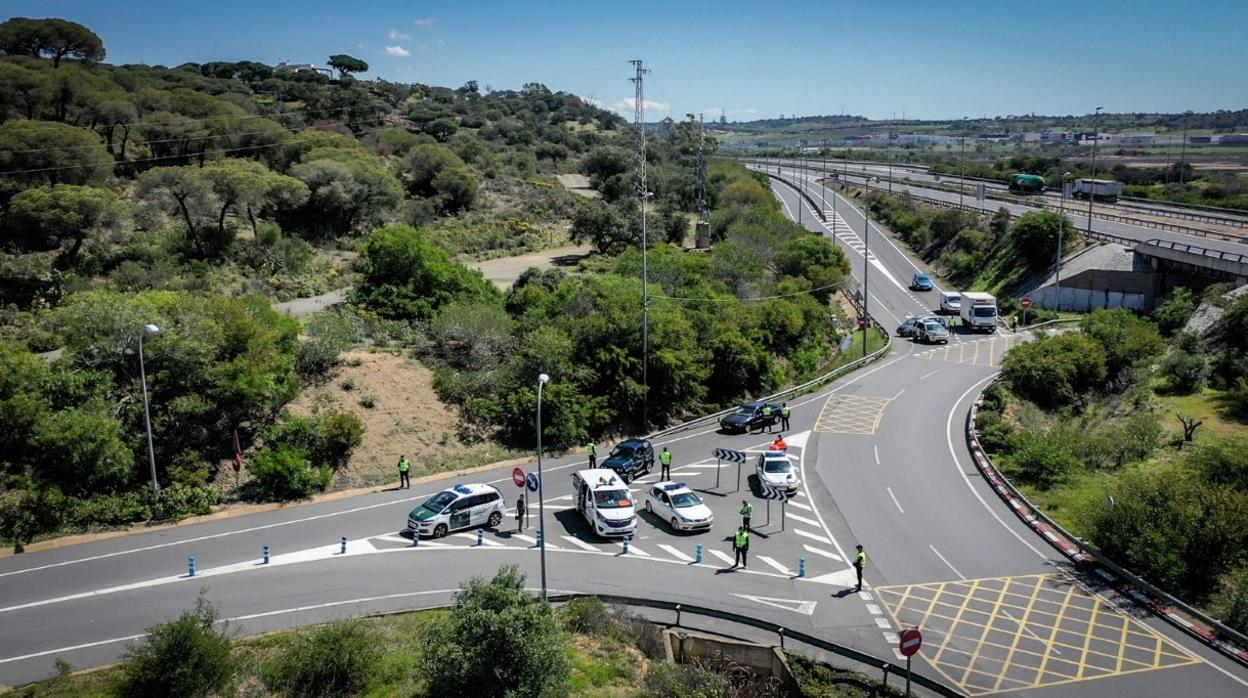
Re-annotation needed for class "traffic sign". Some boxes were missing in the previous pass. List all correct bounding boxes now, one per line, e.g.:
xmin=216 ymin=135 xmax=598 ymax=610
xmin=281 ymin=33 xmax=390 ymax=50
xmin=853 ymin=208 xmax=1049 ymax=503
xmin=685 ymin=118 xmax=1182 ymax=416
xmin=899 ymin=628 xmax=922 ymax=657
xmin=759 ymin=482 xmax=791 ymax=501
xmin=857 ymin=316 xmax=868 ymax=330
xmin=526 ymin=472 xmax=539 ymax=492
xmin=712 ymin=448 xmax=747 ymax=463
xmin=512 ymin=468 xmax=526 ymax=488
xmin=1020 ymin=297 xmax=1032 ymax=310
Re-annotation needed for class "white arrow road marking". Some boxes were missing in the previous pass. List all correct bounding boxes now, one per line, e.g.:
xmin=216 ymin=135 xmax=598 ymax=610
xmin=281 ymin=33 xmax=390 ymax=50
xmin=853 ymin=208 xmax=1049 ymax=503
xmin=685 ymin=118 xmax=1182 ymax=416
xmin=793 ymin=528 xmax=832 ymax=545
xmin=802 ymin=545 xmax=843 ymax=562
xmin=731 ymin=593 xmax=817 ymax=616
xmin=560 ymin=536 xmax=600 ymax=552
xmin=803 ymin=568 xmax=861 ymax=587
xmin=758 ymin=556 xmax=794 ymax=576
xmin=785 ymin=430 xmax=811 ymax=449
xmin=657 ymin=544 xmax=695 ymax=562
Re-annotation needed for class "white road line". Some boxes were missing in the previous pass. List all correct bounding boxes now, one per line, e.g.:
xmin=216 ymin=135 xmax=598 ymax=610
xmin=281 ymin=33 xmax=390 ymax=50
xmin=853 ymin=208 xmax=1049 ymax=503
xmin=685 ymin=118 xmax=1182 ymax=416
xmin=866 ymin=603 xmax=883 ymax=615
xmin=892 ymin=388 xmax=906 ymax=400
xmin=784 ymin=512 xmax=822 ymax=528
xmin=929 ymin=544 xmax=966 ymax=580
xmin=883 ymin=631 xmax=899 ymax=645
xmin=886 ymin=487 xmax=905 ymax=514
xmin=657 ymin=544 xmax=695 ymax=562
xmin=793 ymin=528 xmax=832 ymax=545
xmin=758 ymin=556 xmax=794 ymax=576
xmin=874 ymin=617 xmax=892 ymax=629
xmin=919 ymin=369 xmax=939 ymax=381
xmin=858 ymin=590 xmax=873 ymax=601
xmin=560 ymin=536 xmax=600 ymax=552
xmin=512 ymin=534 xmax=537 ymax=545
xmin=788 ymin=500 xmax=813 ymax=512
xmin=621 ymin=542 xmax=651 ymax=557
xmin=873 ymin=445 xmax=880 ymax=465
xmin=453 ymin=533 xmax=504 ymax=547
xmin=802 ymin=545 xmax=843 ymax=562
xmin=708 ymin=549 xmax=737 ymax=566
xmin=373 ymin=535 xmax=410 ymax=544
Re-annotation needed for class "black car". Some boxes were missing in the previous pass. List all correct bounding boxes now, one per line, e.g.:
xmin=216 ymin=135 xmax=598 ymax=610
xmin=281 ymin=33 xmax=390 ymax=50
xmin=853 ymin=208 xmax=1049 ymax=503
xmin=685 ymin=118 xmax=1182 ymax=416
xmin=719 ymin=401 xmax=781 ymax=433
xmin=600 ymin=438 xmax=655 ymax=482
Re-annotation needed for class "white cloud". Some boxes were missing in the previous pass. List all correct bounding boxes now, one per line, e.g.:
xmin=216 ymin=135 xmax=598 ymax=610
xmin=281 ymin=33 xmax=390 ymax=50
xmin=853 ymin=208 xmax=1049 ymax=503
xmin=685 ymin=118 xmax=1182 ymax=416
xmin=388 ymin=29 xmax=411 ymax=40
xmin=414 ymin=16 xmax=438 ymax=29
xmin=612 ymin=97 xmax=670 ymax=115
xmin=384 ymin=45 xmax=411 ymax=57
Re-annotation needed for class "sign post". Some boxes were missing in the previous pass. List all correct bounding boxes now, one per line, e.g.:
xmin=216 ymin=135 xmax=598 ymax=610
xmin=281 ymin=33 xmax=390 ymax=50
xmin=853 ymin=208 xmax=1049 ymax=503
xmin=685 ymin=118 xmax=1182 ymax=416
xmin=1020 ymin=296 xmax=1031 ymax=327
xmin=514 ymin=468 xmax=530 ymax=528
xmin=899 ymin=628 xmax=922 ymax=697
xmin=712 ymin=448 xmax=746 ymax=493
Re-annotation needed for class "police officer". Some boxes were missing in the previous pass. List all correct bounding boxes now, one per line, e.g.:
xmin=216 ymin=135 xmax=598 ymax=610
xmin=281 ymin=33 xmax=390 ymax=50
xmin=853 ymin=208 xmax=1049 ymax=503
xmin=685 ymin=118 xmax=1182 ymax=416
xmin=659 ymin=447 xmax=672 ymax=479
xmin=740 ymin=500 xmax=753 ymax=530
xmin=515 ymin=495 xmax=526 ymax=532
xmin=780 ymin=403 xmax=791 ymax=431
xmin=733 ymin=526 xmax=750 ymax=568
xmin=760 ymin=404 xmax=773 ymax=433
xmin=586 ymin=439 xmax=597 ymax=468
xmin=397 ymin=455 xmax=411 ymax=489
xmin=853 ymin=544 xmax=868 ymax=592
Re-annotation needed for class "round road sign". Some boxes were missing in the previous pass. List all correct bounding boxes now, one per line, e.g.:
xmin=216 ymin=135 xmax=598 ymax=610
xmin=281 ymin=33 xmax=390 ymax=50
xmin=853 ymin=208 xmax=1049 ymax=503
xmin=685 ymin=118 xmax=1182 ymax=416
xmin=1021 ymin=297 xmax=1032 ymax=309
xmin=526 ymin=472 xmax=540 ymax=492
xmin=512 ymin=467 xmax=526 ymax=488
xmin=899 ymin=628 xmax=922 ymax=657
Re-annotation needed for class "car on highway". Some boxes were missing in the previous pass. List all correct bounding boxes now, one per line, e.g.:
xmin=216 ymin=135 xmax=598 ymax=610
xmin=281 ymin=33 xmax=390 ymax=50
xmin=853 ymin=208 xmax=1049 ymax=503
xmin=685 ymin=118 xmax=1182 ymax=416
xmin=644 ymin=481 xmax=713 ymax=532
xmin=756 ymin=450 xmax=799 ymax=495
xmin=910 ymin=272 xmax=933 ymax=291
xmin=719 ymin=400 xmax=782 ymax=433
xmin=939 ymin=291 xmax=961 ymax=315
xmin=896 ymin=315 xmax=942 ymax=338
xmin=916 ymin=320 xmax=950 ymax=345
xmin=407 ymin=483 xmax=505 ymax=538
xmin=600 ymin=438 xmax=654 ymax=482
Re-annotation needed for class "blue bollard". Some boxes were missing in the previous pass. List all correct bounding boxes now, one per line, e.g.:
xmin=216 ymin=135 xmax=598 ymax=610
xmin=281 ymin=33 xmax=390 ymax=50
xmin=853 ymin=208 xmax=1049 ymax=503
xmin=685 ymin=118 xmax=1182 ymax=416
xmin=411 ymin=529 xmax=420 ymax=547
xmin=536 ymin=529 xmax=543 ymax=548
xmin=188 ymin=555 xmax=196 ymax=577
xmin=696 ymin=543 xmax=703 ymax=563
xmin=477 ymin=528 xmax=484 ymax=546
xmin=798 ymin=556 xmax=806 ymax=578
xmin=262 ymin=545 xmax=270 ymax=565
xmin=340 ymin=536 xmax=347 ymax=555
xmin=622 ymin=537 xmax=630 ymax=555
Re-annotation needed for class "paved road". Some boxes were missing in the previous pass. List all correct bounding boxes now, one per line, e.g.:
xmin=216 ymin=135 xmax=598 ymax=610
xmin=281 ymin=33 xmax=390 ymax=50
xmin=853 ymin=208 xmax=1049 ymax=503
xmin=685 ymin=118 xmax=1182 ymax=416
xmin=2 ymin=178 xmax=1246 ymax=696
xmin=470 ymin=243 xmax=592 ymax=289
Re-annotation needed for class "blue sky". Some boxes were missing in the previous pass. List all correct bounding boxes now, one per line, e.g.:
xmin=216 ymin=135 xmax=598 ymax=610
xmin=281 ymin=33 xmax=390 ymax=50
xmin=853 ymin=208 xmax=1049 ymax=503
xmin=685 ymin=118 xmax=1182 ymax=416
xmin=6 ymin=1 xmax=1246 ymax=121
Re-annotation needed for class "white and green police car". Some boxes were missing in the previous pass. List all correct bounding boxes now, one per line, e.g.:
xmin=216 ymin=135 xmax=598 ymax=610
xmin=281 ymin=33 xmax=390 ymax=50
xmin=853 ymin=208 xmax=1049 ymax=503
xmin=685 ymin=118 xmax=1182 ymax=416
xmin=407 ymin=483 xmax=505 ymax=538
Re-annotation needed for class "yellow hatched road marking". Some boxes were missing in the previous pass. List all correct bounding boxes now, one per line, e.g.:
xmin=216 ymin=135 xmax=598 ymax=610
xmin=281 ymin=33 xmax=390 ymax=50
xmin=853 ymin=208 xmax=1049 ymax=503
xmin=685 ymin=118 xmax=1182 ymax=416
xmin=957 ymin=578 xmax=1014 ymax=686
xmin=930 ymin=579 xmax=983 ymax=667
xmin=1077 ymin=594 xmax=1103 ymax=679
xmin=1115 ymin=612 xmax=1131 ymax=673
xmin=1028 ymin=582 xmax=1080 ymax=688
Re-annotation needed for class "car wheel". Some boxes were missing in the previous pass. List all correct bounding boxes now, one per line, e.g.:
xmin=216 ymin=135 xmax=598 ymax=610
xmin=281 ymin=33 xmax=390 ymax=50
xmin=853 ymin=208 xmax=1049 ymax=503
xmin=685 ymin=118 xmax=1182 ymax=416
xmin=487 ymin=511 xmax=502 ymax=528
xmin=433 ymin=524 xmax=448 ymax=539
xmin=671 ymin=517 xmax=680 ymax=530
xmin=646 ymin=501 xmax=653 ymax=513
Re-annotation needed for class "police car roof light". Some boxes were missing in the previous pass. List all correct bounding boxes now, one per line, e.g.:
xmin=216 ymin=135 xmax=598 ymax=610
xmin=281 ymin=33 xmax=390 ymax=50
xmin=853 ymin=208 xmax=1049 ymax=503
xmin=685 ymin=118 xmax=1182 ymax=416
xmin=453 ymin=484 xmax=471 ymax=494
xmin=662 ymin=482 xmax=687 ymax=491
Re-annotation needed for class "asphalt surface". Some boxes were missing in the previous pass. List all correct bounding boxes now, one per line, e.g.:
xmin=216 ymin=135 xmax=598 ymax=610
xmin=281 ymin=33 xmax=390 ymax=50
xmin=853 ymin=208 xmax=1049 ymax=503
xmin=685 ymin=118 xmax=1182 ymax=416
xmin=2 ymin=174 xmax=1246 ymax=696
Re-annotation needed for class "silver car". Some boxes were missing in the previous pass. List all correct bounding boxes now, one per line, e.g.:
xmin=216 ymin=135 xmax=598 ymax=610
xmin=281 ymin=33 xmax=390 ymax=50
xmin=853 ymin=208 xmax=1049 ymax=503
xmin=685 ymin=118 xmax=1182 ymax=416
xmin=918 ymin=321 xmax=950 ymax=345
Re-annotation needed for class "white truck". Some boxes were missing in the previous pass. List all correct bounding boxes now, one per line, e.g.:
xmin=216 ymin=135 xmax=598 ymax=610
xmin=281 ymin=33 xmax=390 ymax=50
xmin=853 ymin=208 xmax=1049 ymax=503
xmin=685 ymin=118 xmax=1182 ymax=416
xmin=959 ymin=291 xmax=998 ymax=333
xmin=571 ymin=469 xmax=637 ymax=538
xmin=1072 ymin=178 xmax=1124 ymax=203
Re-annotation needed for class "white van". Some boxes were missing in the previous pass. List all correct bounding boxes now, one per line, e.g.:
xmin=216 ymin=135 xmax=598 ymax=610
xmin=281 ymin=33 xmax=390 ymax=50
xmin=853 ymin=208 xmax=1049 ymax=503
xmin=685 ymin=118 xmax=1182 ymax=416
xmin=571 ymin=469 xmax=637 ymax=538
xmin=406 ymin=483 xmax=505 ymax=538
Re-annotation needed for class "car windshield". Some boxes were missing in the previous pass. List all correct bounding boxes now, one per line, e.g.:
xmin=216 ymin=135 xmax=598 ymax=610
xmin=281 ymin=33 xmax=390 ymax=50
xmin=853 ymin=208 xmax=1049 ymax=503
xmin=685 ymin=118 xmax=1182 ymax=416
xmin=594 ymin=489 xmax=632 ymax=508
xmin=610 ymin=445 xmax=635 ymax=457
xmin=924 ymin=323 xmax=945 ymax=332
xmin=974 ymin=307 xmax=997 ymax=318
xmin=916 ymin=275 xmax=929 ymax=282
xmin=671 ymin=492 xmax=701 ymax=508
xmin=421 ymin=491 xmax=457 ymax=513
xmin=764 ymin=459 xmax=791 ymax=473
xmin=735 ymin=406 xmax=757 ymax=415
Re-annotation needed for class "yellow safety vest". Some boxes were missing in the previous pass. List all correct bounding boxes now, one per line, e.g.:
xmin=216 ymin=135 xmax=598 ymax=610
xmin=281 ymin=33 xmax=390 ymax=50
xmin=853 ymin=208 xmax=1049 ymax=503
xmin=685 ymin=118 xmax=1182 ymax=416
xmin=398 ymin=459 xmax=410 ymax=473
xmin=740 ymin=502 xmax=753 ymax=517
xmin=734 ymin=530 xmax=749 ymax=548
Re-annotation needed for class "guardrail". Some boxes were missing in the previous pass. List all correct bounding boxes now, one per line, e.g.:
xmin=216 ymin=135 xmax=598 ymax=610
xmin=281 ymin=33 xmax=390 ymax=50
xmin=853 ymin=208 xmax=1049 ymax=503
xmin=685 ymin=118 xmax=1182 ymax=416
xmin=546 ymin=593 xmax=966 ymax=698
xmin=965 ymin=374 xmax=1248 ymax=668
xmin=1140 ymin=237 xmax=1248 ymax=266
xmin=760 ymin=168 xmax=828 ymax=223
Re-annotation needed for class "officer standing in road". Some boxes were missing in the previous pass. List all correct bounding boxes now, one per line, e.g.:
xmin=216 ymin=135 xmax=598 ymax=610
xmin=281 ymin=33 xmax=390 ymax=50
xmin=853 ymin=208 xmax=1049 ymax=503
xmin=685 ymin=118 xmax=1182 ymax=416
xmin=733 ymin=526 xmax=750 ymax=569
xmin=397 ymin=455 xmax=411 ymax=489
xmin=659 ymin=447 xmax=672 ymax=479
xmin=515 ymin=495 xmax=526 ymax=532
xmin=853 ymin=544 xmax=868 ymax=592
xmin=780 ymin=403 xmax=791 ymax=431
xmin=740 ymin=500 xmax=753 ymax=530
xmin=761 ymin=404 xmax=774 ymax=433
xmin=586 ymin=439 xmax=597 ymax=468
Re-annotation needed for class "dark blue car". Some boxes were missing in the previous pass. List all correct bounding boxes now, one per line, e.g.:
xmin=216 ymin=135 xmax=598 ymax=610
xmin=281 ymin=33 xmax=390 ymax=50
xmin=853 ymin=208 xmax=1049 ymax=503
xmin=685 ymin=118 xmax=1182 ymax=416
xmin=600 ymin=438 xmax=655 ymax=482
xmin=911 ymin=273 xmax=933 ymax=291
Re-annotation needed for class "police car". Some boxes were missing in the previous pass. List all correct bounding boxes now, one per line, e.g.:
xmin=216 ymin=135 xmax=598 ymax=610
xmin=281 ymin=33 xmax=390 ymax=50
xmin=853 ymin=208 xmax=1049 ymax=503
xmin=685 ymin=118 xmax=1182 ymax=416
xmin=406 ymin=483 xmax=505 ymax=538
xmin=755 ymin=450 xmax=799 ymax=495
xmin=644 ymin=481 xmax=713 ymax=532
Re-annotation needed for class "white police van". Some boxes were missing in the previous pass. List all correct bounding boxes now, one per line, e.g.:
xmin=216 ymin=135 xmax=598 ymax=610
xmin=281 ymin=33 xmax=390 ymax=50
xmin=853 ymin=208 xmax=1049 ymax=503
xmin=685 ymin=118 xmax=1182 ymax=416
xmin=407 ymin=483 xmax=505 ymax=538
xmin=572 ymin=469 xmax=637 ymax=538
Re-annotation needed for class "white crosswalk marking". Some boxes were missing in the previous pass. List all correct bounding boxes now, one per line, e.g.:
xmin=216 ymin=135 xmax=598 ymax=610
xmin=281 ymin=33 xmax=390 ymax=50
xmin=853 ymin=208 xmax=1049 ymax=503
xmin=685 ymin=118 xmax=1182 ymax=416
xmin=787 ymin=501 xmax=813 ymax=512
xmin=657 ymin=544 xmax=695 ymax=562
xmin=794 ymin=528 xmax=833 ymax=545
xmin=802 ymin=544 xmax=843 ymax=562
xmin=758 ymin=556 xmax=794 ymax=576
xmin=621 ymin=542 xmax=651 ymax=557
xmin=784 ymin=512 xmax=821 ymax=528
xmin=454 ymin=533 xmax=504 ymax=547
xmin=560 ymin=536 xmax=600 ymax=552
xmin=374 ymin=535 xmax=409 ymax=544
xmin=708 ymin=549 xmax=736 ymax=565
xmin=512 ymin=534 xmax=537 ymax=545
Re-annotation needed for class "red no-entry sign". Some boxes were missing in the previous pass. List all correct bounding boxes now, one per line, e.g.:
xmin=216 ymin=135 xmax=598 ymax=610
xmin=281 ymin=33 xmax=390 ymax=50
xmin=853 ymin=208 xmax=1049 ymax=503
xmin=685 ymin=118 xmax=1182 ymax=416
xmin=512 ymin=468 xmax=526 ymax=488
xmin=1020 ymin=297 xmax=1032 ymax=310
xmin=899 ymin=627 xmax=922 ymax=657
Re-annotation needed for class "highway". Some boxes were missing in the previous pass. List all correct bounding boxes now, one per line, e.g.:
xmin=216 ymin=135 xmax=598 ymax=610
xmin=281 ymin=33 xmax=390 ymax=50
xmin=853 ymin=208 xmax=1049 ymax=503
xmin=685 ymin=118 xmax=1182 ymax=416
xmin=2 ymin=173 xmax=1246 ymax=696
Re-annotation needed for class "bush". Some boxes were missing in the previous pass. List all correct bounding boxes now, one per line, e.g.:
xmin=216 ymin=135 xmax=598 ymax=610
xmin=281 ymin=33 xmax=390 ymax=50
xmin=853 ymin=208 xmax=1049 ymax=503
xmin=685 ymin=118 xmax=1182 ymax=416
xmin=1211 ymin=566 xmax=1248 ymax=635
xmin=420 ymin=565 xmax=570 ymax=698
xmin=643 ymin=663 xmax=727 ymax=698
xmin=296 ymin=309 xmax=363 ymax=376
xmin=114 ymin=596 xmax=235 ymax=698
xmin=1160 ymin=332 xmax=1210 ymax=394
xmin=265 ymin=411 xmax=365 ymax=469
xmin=1186 ymin=434 xmax=1248 ymax=492
xmin=262 ymin=621 xmax=381 ymax=698
xmin=1153 ymin=287 xmax=1197 ymax=336
xmin=560 ymin=596 xmax=611 ymax=635
xmin=975 ymin=410 xmax=1014 ymax=454
xmin=1076 ymin=412 xmax=1160 ymax=470
xmin=1081 ymin=309 xmax=1165 ymax=382
xmin=1001 ymin=333 xmax=1107 ymax=409
xmin=248 ymin=445 xmax=331 ymax=501
xmin=1007 ymin=428 xmax=1079 ymax=488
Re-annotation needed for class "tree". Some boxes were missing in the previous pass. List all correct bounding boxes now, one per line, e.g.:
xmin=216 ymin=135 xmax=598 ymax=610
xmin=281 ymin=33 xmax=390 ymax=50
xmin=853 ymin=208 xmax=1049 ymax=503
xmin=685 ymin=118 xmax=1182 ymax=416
xmin=425 ymin=117 xmax=459 ymax=142
xmin=0 ymin=61 xmax=46 ymax=120
xmin=570 ymin=200 xmax=632 ymax=254
xmin=774 ymin=235 xmax=849 ymax=302
xmin=3 ymin=184 xmax=120 ymax=262
xmin=1001 ymin=332 xmax=1107 ymax=409
xmin=0 ymin=17 xmax=105 ymax=67
xmin=353 ymin=225 xmax=500 ymax=320
xmin=1081 ymin=308 xmax=1165 ymax=382
xmin=399 ymin=143 xmax=465 ymax=197
xmin=432 ymin=165 xmax=479 ymax=212
xmin=327 ymin=54 xmax=368 ymax=79
xmin=30 ymin=406 xmax=133 ymax=496
xmin=285 ymin=148 xmax=402 ymax=238
xmin=1153 ymin=287 xmax=1197 ymax=336
xmin=0 ymin=120 xmax=112 ymax=197
xmin=116 ymin=596 xmax=235 ymax=698
xmin=1006 ymin=211 xmax=1080 ymax=271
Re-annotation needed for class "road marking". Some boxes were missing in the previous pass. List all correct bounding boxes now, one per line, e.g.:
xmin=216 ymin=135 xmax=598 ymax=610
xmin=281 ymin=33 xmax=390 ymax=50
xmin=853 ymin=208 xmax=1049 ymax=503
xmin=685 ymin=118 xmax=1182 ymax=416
xmin=453 ymin=533 xmax=503 ymax=547
xmin=866 ymin=603 xmax=883 ymax=615
xmin=731 ymin=593 xmax=817 ymax=615
xmin=929 ymin=544 xmax=965 ymax=580
xmin=374 ymin=534 xmax=410 ymax=544
xmin=886 ymin=487 xmax=905 ymax=514
xmin=560 ymin=536 xmax=600 ymax=552
xmin=784 ymin=512 xmax=821 ymax=528
xmin=788 ymin=500 xmax=813 ymax=512
xmin=891 ymin=388 xmax=906 ymax=400
xmin=873 ymin=444 xmax=880 ymax=465
xmin=621 ymin=542 xmax=651 ymax=557
xmin=708 ymin=549 xmax=737 ymax=566
xmin=512 ymin=534 xmax=537 ymax=545
xmin=657 ymin=544 xmax=695 ymax=562
xmin=802 ymin=545 xmax=843 ymax=562
xmin=874 ymin=617 xmax=892 ymax=629
xmin=793 ymin=528 xmax=833 ymax=545
xmin=920 ymin=369 xmax=939 ymax=381
xmin=758 ymin=556 xmax=794 ymax=576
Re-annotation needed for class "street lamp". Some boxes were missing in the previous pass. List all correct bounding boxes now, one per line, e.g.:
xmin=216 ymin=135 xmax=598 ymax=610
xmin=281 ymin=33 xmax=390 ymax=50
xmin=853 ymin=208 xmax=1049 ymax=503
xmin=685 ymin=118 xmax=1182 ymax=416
xmin=863 ymin=178 xmax=877 ymax=358
xmin=1086 ymin=107 xmax=1103 ymax=237
xmin=1055 ymin=171 xmax=1072 ymax=311
xmin=536 ymin=372 xmax=550 ymax=599
xmin=958 ymin=118 xmax=969 ymax=209
xmin=138 ymin=323 xmax=161 ymax=502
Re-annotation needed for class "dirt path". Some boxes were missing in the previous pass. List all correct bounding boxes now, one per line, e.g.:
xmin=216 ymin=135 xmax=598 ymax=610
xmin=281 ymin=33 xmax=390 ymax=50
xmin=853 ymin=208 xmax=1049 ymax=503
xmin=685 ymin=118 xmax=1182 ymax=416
xmin=469 ymin=243 xmax=592 ymax=289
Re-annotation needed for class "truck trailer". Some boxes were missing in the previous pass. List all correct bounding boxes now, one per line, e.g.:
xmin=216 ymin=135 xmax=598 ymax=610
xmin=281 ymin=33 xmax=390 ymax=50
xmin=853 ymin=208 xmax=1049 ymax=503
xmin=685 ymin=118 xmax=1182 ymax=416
xmin=1007 ymin=173 xmax=1046 ymax=195
xmin=1072 ymin=178 xmax=1124 ymax=203
xmin=959 ymin=291 xmax=998 ymax=333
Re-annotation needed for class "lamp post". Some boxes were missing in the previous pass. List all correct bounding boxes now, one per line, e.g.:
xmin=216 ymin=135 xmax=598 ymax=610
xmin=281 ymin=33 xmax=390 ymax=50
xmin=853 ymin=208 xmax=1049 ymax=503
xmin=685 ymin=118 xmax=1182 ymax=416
xmin=863 ymin=178 xmax=876 ymax=358
xmin=1055 ymin=171 xmax=1072 ymax=311
xmin=536 ymin=372 xmax=550 ymax=599
xmin=958 ymin=118 xmax=968 ymax=209
xmin=138 ymin=323 xmax=161 ymax=502
xmin=887 ymin=131 xmax=894 ymax=194
xmin=1179 ymin=110 xmax=1191 ymax=185
xmin=1086 ymin=107 xmax=1103 ymax=237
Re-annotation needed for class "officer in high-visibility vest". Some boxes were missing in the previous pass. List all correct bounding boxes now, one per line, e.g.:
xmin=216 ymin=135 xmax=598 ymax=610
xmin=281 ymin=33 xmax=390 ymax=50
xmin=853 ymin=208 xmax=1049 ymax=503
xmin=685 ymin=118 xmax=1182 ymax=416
xmin=854 ymin=544 xmax=868 ymax=592
xmin=397 ymin=455 xmax=411 ymax=489
xmin=780 ymin=403 xmax=791 ymax=431
xmin=659 ymin=447 xmax=672 ymax=479
xmin=586 ymin=440 xmax=596 ymax=468
xmin=760 ymin=404 xmax=773 ymax=433
xmin=740 ymin=500 xmax=753 ymax=529
xmin=733 ymin=526 xmax=750 ymax=568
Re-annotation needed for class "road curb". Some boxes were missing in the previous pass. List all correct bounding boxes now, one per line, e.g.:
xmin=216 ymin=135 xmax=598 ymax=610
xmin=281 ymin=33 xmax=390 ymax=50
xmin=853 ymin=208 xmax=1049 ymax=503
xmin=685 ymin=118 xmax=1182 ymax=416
xmin=965 ymin=382 xmax=1248 ymax=668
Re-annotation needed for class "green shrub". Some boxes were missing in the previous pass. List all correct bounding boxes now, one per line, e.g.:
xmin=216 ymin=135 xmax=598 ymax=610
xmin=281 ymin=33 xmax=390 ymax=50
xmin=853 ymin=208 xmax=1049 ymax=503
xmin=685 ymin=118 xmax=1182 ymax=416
xmin=1153 ymin=287 xmax=1197 ymax=336
xmin=262 ymin=621 xmax=381 ymax=698
xmin=296 ymin=309 xmax=363 ymax=376
xmin=152 ymin=483 xmax=220 ymax=521
xmin=1007 ymin=428 xmax=1079 ymax=488
xmin=643 ymin=663 xmax=727 ymax=698
xmin=114 ymin=596 xmax=235 ymax=698
xmin=266 ymin=411 xmax=365 ymax=469
xmin=358 ymin=393 xmax=376 ymax=409
xmin=1211 ymin=566 xmax=1248 ymax=635
xmin=1186 ymin=434 xmax=1248 ymax=492
xmin=1002 ymin=333 xmax=1107 ymax=409
xmin=1160 ymin=333 xmax=1211 ymax=394
xmin=560 ymin=596 xmax=611 ymax=635
xmin=975 ymin=410 xmax=1014 ymax=454
xmin=248 ymin=445 xmax=331 ymax=501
